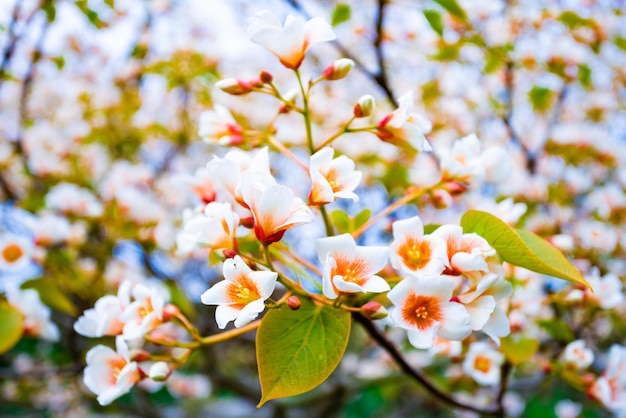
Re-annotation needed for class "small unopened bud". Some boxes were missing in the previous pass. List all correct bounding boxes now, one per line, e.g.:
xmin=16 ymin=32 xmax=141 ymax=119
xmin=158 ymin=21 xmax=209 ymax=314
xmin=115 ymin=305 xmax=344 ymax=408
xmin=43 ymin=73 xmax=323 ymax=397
xmin=149 ymin=362 xmax=172 ymax=382
xmin=259 ymin=71 xmax=273 ymax=84
xmin=361 ymin=301 xmax=388 ymax=320
xmin=323 ymin=58 xmax=354 ymax=81
xmin=430 ymin=189 xmax=452 ymax=209
xmin=130 ymin=349 xmax=151 ymax=363
xmin=162 ymin=304 xmax=181 ymax=322
xmin=215 ymin=78 xmax=252 ymax=95
xmin=287 ymin=296 xmax=301 ymax=311
xmin=354 ymin=94 xmax=375 ymax=118
xmin=278 ymin=88 xmax=299 ymax=113
xmin=223 ymin=249 xmax=238 ymax=259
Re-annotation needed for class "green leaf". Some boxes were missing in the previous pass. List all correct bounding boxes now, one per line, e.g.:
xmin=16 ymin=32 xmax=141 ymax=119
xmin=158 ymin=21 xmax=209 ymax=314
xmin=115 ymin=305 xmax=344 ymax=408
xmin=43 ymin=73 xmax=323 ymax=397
xmin=331 ymin=210 xmax=350 ymax=234
xmin=256 ymin=298 xmax=351 ymax=406
xmin=558 ymin=11 xmax=594 ymax=29
xmin=21 ymin=279 xmax=78 ymax=316
xmin=578 ymin=63 xmax=592 ymax=88
xmin=528 ymin=86 xmax=554 ymax=113
xmin=0 ymin=302 xmax=23 ymax=354
xmin=353 ymin=209 xmax=372 ymax=231
xmin=615 ymin=36 xmax=626 ymax=52
xmin=501 ymin=336 xmax=539 ymax=365
xmin=460 ymin=210 xmax=590 ymax=288
xmin=538 ymin=319 xmax=575 ymax=343
xmin=331 ymin=4 xmax=351 ymax=27
xmin=423 ymin=10 xmax=444 ymax=37
xmin=433 ymin=0 xmax=467 ymax=20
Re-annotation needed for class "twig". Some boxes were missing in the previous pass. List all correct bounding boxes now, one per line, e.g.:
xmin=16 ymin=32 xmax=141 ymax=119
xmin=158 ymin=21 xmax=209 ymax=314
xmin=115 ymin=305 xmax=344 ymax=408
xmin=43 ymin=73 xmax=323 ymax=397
xmin=285 ymin=0 xmax=398 ymax=106
xmin=353 ymin=313 xmax=502 ymax=416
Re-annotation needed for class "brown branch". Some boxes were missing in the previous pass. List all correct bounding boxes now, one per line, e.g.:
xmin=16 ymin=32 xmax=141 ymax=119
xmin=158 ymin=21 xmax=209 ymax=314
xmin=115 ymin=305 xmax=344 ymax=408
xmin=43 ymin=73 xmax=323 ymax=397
xmin=285 ymin=0 xmax=398 ymax=107
xmin=372 ymin=0 xmax=397 ymax=107
xmin=353 ymin=312 xmax=502 ymax=416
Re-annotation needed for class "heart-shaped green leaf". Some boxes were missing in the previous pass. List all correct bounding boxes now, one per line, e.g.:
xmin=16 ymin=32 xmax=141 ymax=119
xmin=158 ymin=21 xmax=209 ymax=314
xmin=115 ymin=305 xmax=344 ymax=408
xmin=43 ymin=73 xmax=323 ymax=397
xmin=256 ymin=298 xmax=351 ymax=407
xmin=460 ymin=210 xmax=590 ymax=288
xmin=0 ymin=302 xmax=23 ymax=354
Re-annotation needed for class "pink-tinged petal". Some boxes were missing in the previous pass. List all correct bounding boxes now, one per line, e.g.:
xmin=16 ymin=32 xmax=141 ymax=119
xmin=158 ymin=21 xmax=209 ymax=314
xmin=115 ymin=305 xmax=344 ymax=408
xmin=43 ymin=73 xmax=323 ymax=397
xmin=458 ymin=272 xmax=500 ymax=304
xmin=407 ymin=324 xmax=439 ymax=349
xmin=316 ymin=233 xmax=356 ymax=264
xmin=309 ymin=147 xmax=334 ymax=169
xmin=354 ymin=246 xmax=389 ymax=275
xmin=432 ymin=224 xmax=463 ymax=242
xmin=303 ymin=17 xmax=336 ymax=45
xmin=482 ymin=305 xmax=510 ymax=344
xmin=322 ymin=255 xmax=339 ymax=299
xmin=115 ymin=335 xmax=130 ymax=361
xmin=332 ymin=190 xmax=359 ymax=202
xmin=200 ymin=281 xmax=231 ymax=305
xmin=334 ymin=276 xmax=365 ymax=293
xmin=215 ymin=305 xmax=240 ymax=329
xmin=309 ymin=169 xmax=335 ymax=204
xmin=234 ymin=299 xmax=266 ymax=328
xmin=249 ymin=271 xmax=278 ymax=299
xmin=465 ymin=295 xmax=496 ymax=330
xmin=451 ymin=251 xmax=488 ymax=272
xmin=392 ymin=216 xmax=425 ymax=241
xmin=438 ymin=302 xmax=472 ymax=340
xmin=85 ymin=345 xmax=118 ymax=369
xmin=360 ymin=275 xmax=391 ymax=293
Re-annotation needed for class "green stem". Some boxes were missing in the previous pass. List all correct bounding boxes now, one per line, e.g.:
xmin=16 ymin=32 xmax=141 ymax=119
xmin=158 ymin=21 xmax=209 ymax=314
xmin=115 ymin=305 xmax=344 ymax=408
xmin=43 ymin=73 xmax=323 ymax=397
xmin=296 ymin=70 xmax=315 ymax=153
xmin=319 ymin=205 xmax=334 ymax=236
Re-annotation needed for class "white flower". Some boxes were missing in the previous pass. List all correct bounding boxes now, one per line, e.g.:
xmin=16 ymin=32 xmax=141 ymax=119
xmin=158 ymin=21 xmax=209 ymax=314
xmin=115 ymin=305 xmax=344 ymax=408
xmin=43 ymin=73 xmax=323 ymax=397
xmin=198 ymin=105 xmax=243 ymax=145
xmin=201 ymin=255 xmax=277 ymax=328
xmin=121 ymin=282 xmax=169 ymax=339
xmin=180 ymin=202 xmax=239 ymax=252
xmin=74 ymin=295 xmax=126 ymax=338
xmin=6 ymin=286 xmax=59 ymax=342
xmin=387 ymin=275 xmax=471 ymax=349
xmin=45 ymin=182 xmax=103 ymax=217
xmin=83 ymin=336 xmax=141 ymax=406
xmin=562 ymin=339 xmax=594 ymax=370
xmin=316 ymin=233 xmax=389 ymax=300
xmin=439 ymin=134 xmax=486 ymax=187
xmin=308 ymin=147 xmax=362 ymax=205
xmin=462 ymin=341 xmax=504 ymax=386
xmin=376 ymin=91 xmax=432 ymax=151
xmin=0 ymin=233 xmax=34 ymax=272
xmin=239 ymin=170 xmax=313 ymax=245
xmin=389 ymin=216 xmax=447 ymax=275
xmin=588 ymin=345 xmax=626 ymax=414
xmin=584 ymin=269 xmax=624 ymax=309
xmin=247 ymin=10 xmax=335 ymax=70
xmin=432 ymin=225 xmax=496 ymax=278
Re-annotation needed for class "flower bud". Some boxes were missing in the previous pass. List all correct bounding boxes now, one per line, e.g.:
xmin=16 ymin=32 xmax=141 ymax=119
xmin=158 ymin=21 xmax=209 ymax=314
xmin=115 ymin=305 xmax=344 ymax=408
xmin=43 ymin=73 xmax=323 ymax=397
xmin=287 ymin=296 xmax=301 ymax=311
xmin=354 ymin=94 xmax=375 ymax=118
xmin=215 ymin=78 xmax=253 ymax=95
xmin=223 ymin=249 xmax=238 ymax=259
xmin=360 ymin=301 xmax=388 ymax=320
xmin=259 ymin=71 xmax=273 ymax=84
xmin=323 ymin=58 xmax=355 ymax=80
xmin=278 ymin=88 xmax=299 ymax=114
xmin=130 ymin=349 xmax=151 ymax=363
xmin=162 ymin=304 xmax=180 ymax=322
xmin=149 ymin=362 xmax=172 ymax=382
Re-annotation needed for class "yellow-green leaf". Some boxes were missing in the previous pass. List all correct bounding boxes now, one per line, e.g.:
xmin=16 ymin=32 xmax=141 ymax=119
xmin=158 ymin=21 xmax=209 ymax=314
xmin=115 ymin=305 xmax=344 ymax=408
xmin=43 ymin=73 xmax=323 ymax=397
xmin=256 ymin=298 xmax=351 ymax=406
xmin=331 ymin=4 xmax=351 ymax=27
xmin=0 ymin=302 xmax=23 ymax=354
xmin=501 ymin=336 xmax=539 ymax=365
xmin=460 ymin=210 xmax=589 ymax=288
xmin=433 ymin=0 xmax=467 ymax=20
xmin=423 ymin=10 xmax=444 ymax=37
xmin=21 ymin=279 xmax=78 ymax=316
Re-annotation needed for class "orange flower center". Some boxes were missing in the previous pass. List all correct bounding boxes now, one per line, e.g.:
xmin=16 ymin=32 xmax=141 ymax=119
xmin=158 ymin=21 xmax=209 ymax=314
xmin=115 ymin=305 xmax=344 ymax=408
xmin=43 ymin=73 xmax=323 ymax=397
xmin=107 ymin=357 xmax=127 ymax=384
xmin=473 ymin=355 xmax=492 ymax=373
xmin=324 ymin=168 xmax=339 ymax=191
xmin=227 ymin=275 xmax=261 ymax=307
xmin=397 ymin=237 xmax=432 ymax=270
xmin=333 ymin=257 xmax=368 ymax=286
xmin=2 ymin=243 xmax=24 ymax=263
xmin=401 ymin=293 xmax=442 ymax=330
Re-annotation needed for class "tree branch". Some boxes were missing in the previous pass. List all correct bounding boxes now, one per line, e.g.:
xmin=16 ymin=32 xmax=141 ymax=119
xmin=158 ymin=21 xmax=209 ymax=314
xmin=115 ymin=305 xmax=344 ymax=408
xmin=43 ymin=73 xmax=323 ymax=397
xmin=353 ymin=313 xmax=503 ymax=416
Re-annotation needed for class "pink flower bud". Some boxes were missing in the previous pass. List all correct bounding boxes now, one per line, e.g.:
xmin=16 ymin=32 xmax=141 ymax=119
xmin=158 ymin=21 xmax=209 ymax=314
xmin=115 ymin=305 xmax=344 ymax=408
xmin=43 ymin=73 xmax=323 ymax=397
xmin=287 ymin=296 xmax=301 ymax=311
xmin=354 ymin=94 xmax=375 ymax=118
xmin=323 ymin=58 xmax=354 ymax=80
xmin=360 ymin=301 xmax=388 ymax=320
xmin=215 ymin=78 xmax=253 ymax=95
xmin=162 ymin=304 xmax=180 ymax=322
xmin=259 ymin=71 xmax=273 ymax=84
